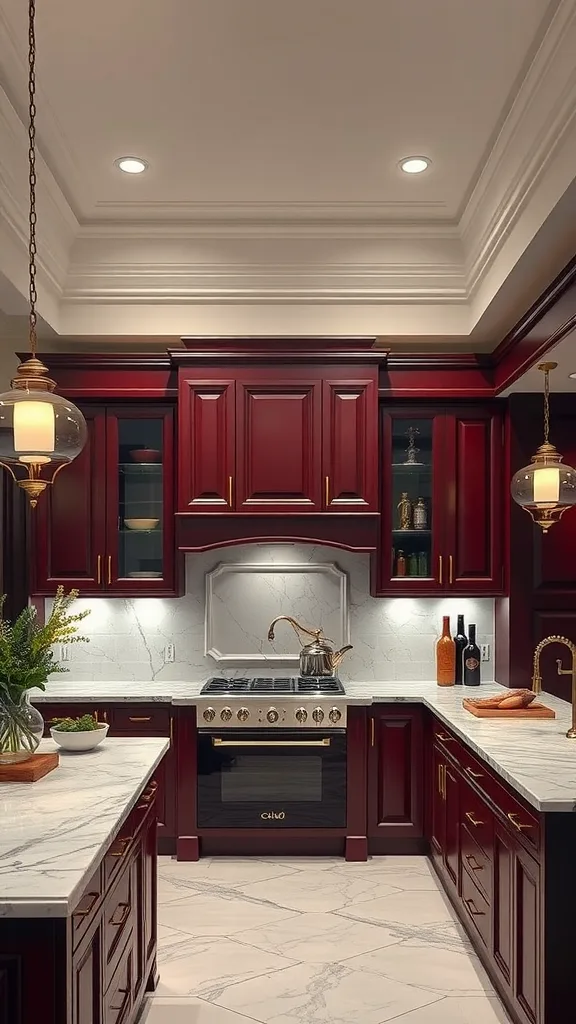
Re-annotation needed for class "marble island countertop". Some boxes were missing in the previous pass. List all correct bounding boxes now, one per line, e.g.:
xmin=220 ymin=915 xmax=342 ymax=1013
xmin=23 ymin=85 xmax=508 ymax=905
xmin=0 ymin=737 xmax=168 ymax=918
xmin=34 ymin=678 xmax=576 ymax=813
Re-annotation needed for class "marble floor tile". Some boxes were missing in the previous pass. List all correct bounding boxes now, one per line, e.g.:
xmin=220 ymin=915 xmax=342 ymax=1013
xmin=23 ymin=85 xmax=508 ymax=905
xmin=337 ymin=889 xmax=455 ymax=929
xmin=158 ymin=875 xmax=206 ymax=906
xmin=140 ymin=996 xmax=261 ymax=1023
xmin=234 ymin=868 xmax=400 ymax=913
xmin=236 ymin=911 xmax=399 ymax=963
xmin=212 ymin=961 xmax=442 ymax=1024
xmin=345 ymin=941 xmax=493 ymax=995
xmin=331 ymin=856 xmax=440 ymax=891
xmin=155 ymin=934 xmax=296 ymax=998
xmin=158 ymin=855 xmax=298 ymax=889
xmin=159 ymin=892 xmax=299 ymax=938
xmin=386 ymin=994 xmax=512 ymax=1023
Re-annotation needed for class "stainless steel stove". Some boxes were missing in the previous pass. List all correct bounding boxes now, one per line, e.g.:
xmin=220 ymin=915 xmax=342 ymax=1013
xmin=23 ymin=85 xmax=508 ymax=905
xmin=197 ymin=676 xmax=347 ymax=729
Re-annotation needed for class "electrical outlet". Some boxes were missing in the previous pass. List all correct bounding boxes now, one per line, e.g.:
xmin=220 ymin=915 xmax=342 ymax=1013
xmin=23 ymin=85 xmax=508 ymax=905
xmin=164 ymin=643 xmax=175 ymax=664
xmin=60 ymin=644 xmax=70 ymax=662
xmin=480 ymin=644 xmax=490 ymax=662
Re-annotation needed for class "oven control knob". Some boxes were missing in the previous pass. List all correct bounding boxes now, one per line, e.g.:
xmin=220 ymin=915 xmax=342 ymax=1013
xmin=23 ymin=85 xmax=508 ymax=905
xmin=237 ymin=707 xmax=250 ymax=722
xmin=220 ymin=707 xmax=233 ymax=722
xmin=329 ymin=707 xmax=342 ymax=724
xmin=295 ymin=707 xmax=308 ymax=724
xmin=203 ymin=707 xmax=216 ymax=723
xmin=266 ymin=707 xmax=280 ymax=723
xmin=312 ymin=707 xmax=324 ymax=723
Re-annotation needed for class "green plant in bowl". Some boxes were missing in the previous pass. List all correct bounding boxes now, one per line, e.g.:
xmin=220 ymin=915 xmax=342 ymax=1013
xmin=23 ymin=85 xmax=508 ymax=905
xmin=50 ymin=714 xmax=101 ymax=732
xmin=50 ymin=713 xmax=108 ymax=752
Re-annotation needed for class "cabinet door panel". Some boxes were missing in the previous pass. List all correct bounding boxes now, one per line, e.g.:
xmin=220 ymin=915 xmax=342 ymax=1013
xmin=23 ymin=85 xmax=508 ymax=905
xmin=32 ymin=408 xmax=107 ymax=594
xmin=178 ymin=377 xmax=235 ymax=510
xmin=446 ymin=410 xmax=504 ymax=592
xmin=444 ymin=764 xmax=460 ymax=889
xmin=323 ymin=374 xmax=377 ymax=510
xmin=368 ymin=709 xmax=423 ymax=838
xmin=493 ymin=824 xmax=513 ymax=988
xmin=431 ymin=745 xmax=446 ymax=857
xmin=236 ymin=379 xmax=321 ymax=511
xmin=514 ymin=843 xmax=539 ymax=1024
xmin=72 ymin=924 xmax=102 ymax=1024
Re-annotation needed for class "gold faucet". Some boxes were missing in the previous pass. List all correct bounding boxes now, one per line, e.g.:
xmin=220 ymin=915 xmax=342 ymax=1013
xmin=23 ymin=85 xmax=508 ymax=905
xmin=531 ymin=635 xmax=576 ymax=738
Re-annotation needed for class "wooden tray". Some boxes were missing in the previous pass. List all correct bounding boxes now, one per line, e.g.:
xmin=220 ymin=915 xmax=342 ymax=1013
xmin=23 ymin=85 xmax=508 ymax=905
xmin=0 ymin=752 xmax=59 ymax=782
xmin=463 ymin=699 xmax=555 ymax=719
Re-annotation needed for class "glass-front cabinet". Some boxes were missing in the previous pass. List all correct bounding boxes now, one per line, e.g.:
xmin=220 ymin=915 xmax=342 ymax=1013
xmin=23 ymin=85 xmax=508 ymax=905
xmin=31 ymin=405 xmax=177 ymax=596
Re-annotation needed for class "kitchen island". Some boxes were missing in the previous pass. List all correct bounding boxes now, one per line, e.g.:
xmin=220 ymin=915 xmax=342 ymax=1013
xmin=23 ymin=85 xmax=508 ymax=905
xmin=0 ymin=737 xmax=168 ymax=1024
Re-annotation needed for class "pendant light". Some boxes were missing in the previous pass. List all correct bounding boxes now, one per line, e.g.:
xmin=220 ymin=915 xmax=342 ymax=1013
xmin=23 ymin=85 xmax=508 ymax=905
xmin=510 ymin=361 xmax=576 ymax=531
xmin=0 ymin=0 xmax=87 ymax=508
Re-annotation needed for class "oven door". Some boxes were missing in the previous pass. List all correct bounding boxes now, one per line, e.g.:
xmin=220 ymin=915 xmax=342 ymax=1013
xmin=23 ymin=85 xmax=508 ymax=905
xmin=197 ymin=729 xmax=347 ymax=828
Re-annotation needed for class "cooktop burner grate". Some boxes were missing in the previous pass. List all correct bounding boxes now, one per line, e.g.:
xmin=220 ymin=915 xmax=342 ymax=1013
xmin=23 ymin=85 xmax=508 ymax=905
xmin=201 ymin=676 xmax=345 ymax=695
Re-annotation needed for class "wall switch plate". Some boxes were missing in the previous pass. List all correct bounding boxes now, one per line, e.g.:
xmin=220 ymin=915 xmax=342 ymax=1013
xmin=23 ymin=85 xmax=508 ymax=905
xmin=164 ymin=643 xmax=175 ymax=664
xmin=480 ymin=644 xmax=490 ymax=662
xmin=60 ymin=644 xmax=70 ymax=662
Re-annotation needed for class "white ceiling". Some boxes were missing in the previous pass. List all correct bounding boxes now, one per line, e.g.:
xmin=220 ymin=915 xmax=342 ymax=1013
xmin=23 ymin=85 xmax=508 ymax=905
xmin=0 ymin=0 xmax=576 ymax=344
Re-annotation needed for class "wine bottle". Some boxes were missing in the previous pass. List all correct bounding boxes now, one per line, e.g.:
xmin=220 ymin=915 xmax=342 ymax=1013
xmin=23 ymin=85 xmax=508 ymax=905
xmin=463 ymin=624 xmax=481 ymax=687
xmin=436 ymin=615 xmax=455 ymax=686
xmin=454 ymin=614 xmax=468 ymax=685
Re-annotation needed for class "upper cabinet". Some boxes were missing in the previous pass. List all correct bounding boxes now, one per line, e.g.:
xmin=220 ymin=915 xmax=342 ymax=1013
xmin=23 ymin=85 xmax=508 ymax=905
xmin=376 ymin=404 xmax=504 ymax=596
xmin=32 ymin=405 xmax=178 ymax=597
xmin=177 ymin=366 xmax=378 ymax=514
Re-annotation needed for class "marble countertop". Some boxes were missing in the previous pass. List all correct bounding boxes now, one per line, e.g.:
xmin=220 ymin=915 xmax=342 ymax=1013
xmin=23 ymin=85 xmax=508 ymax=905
xmin=33 ymin=678 xmax=576 ymax=813
xmin=0 ymin=737 xmax=169 ymax=919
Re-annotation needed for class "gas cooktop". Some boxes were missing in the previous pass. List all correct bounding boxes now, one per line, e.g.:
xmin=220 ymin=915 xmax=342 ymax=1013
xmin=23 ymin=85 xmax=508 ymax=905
xmin=201 ymin=676 xmax=345 ymax=696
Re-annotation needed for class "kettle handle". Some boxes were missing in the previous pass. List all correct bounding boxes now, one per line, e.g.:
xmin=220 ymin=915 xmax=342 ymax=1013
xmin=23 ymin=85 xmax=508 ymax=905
xmin=267 ymin=615 xmax=332 ymax=646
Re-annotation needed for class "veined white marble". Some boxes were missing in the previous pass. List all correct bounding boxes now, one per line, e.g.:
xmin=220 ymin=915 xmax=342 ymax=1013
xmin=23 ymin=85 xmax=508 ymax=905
xmin=0 ymin=737 xmax=168 ymax=918
xmin=33 ymin=678 xmax=576 ymax=813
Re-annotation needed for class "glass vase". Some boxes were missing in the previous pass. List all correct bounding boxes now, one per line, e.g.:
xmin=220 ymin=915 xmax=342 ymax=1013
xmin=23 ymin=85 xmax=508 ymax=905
xmin=0 ymin=692 xmax=45 ymax=764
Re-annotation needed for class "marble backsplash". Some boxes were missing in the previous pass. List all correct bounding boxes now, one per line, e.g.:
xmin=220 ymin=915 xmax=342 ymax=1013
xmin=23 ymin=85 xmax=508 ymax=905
xmin=48 ymin=544 xmax=495 ymax=684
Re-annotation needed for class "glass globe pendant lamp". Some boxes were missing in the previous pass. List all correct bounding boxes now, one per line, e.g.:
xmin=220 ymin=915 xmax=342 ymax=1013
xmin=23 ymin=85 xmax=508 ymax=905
xmin=0 ymin=0 xmax=86 ymax=507
xmin=510 ymin=361 xmax=576 ymax=532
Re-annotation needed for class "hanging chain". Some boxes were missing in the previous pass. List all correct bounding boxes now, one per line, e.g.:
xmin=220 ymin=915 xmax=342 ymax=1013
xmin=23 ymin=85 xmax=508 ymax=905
xmin=543 ymin=367 xmax=550 ymax=445
xmin=28 ymin=0 xmax=38 ymax=358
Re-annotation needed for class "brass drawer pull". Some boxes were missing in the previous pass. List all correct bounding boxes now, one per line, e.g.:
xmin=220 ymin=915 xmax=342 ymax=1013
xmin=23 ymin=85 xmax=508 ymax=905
xmin=507 ymin=812 xmax=534 ymax=832
xmin=128 ymin=716 xmax=152 ymax=722
xmin=138 ymin=781 xmax=158 ymax=805
xmin=437 ymin=762 xmax=443 ymax=796
xmin=465 ymin=897 xmax=485 ymax=917
xmin=110 ymin=836 xmax=132 ymax=858
xmin=465 ymin=854 xmax=483 ymax=872
xmin=449 ymin=554 xmax=453 ymax=584
xmin=74 ymin=891 xmax=100 ymax=918
xmin=465 ymin=811 xmax=484 ymax=828
xmin=325 ymin=475 xmax=330 ymax=506
xmin=228 ymin=475 xmax=233 ymax=507
xmin=110 ymin=902 xmax=131 ymax=928
xmin=97 ymin=554 xmax=102 ymax=585
xmin=437 ymin=732 xmax=453 ymax=743
xmin=107 ymin=555 xmax=112 ymax=585
xmin=370 ymin=718 xmax=375 ymax=747
xmin=438 ymin=555 xmax=443 ymax=585
xmin=465 ymin=766 xmax=484 ymax=779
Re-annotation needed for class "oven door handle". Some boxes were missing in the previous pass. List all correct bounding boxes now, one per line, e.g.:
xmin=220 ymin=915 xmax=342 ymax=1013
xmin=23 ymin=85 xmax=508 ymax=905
xmin=212 ymin=738 xmax=332 ymax=747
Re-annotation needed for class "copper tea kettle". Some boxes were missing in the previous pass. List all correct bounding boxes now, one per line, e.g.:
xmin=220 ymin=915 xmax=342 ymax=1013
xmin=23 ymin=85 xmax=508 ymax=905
xmin=267 ymin=615 xmax=352 ymax=678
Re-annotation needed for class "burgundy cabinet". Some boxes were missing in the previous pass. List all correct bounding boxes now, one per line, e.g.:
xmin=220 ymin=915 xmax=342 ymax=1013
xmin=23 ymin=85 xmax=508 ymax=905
xmin=368 ymin=706 xmax=423 ymax=845
xmin=323 ymin=376 xmax=378 ymax=511
xmin=377 ymin=404 xmax=504 ymax=595
xmin=493 ymin=823 xmax=513 ymax=988
xmin=430 ymin=742 xmax=460 ymax=893
xmin=177 ymin=365 xmax=378 ymax=516
xmin=72 ymin=922 xmax=102 ymax=1024
xmin=513 ymin=840 xmax=540 ymax=1024
xmin=32 ymin=405 xmax=177 ymax=597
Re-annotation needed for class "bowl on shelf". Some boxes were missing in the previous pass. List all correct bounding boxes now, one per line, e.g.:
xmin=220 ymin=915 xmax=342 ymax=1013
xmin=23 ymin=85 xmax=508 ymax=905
xmin=130 ymin=448 xmax=161 ymax=463
xmin=124 ymin=518 xmax=159 ymax=531
xmin=50 ymin=723 xmax=109 ymax=752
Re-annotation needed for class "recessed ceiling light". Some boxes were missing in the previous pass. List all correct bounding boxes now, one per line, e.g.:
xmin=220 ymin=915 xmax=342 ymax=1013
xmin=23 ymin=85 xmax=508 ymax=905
xmin=399 ymin=156 xmax=431 ymax=174
xmin=115 ymin=156 xmax=148 ymax=174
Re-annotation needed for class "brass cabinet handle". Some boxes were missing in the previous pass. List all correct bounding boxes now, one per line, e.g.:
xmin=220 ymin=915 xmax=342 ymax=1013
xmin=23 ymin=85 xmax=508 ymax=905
xmin=370 ymin=717 xmax=375 ymax=747
xmin=437 ymin=762 xmax=443 ymax=796
xmin=507 ymin=812 xmax=534 ymax=831
xmin=110 ymin=836 xmax=133 ymax=858
xmin=465 ymin=897 xmax=485 ymax=917
xmin=102 ymin=710 xmax=108 ymax=724
xmin=107 ymin=555 xmax=112 ymax=585
xmin=128 ymin=716 xmax=152 ymax=722
xmin=449 ymin=554 xmax=453 ymax=585
xmin=465 ymin=811 xmax=484 ymax=828
xmin=465 ymin=854 xmax=484 ymax=872
xmin=438 ymin=555 xmax=443 ymax=585
xmin=110 ymin=902 xmax=131 ymax=928
xmin=74 ymin=891 xmax=100 ymax=918
xmin=325 ymin=475 xmax=330 ymax=506
xmin=97 ymin=554 xmax=101 ymax=585
xmin=228 ymin=475 xmax=233 ymax=507
xmin=465 ymin=766 xmax=484 ymax=779
xmin=436 ymin=732 xmax=453 ymax=743
xmin=169 ymin=716 xmax=174 ymax=743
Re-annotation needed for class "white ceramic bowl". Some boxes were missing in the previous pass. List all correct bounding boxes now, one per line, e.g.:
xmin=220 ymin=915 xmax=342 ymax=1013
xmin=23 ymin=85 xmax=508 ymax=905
xmin=50 ymin=723 xmax=109 ymax=751
xmin=124 ymin=518 xmax=159 ymax=531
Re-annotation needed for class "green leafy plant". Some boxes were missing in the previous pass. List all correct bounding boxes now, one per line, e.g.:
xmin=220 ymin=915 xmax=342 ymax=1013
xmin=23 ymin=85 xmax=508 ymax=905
xmin=0 ymin=588 xmax=90 ymax=756
xmin=50 ymin=714 xmax=102 ymax=733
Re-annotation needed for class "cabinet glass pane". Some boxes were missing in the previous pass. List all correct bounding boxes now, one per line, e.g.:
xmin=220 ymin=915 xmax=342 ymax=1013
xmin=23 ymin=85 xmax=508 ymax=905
xmin=117 ymin=420 xmax=164 ymax=580
xmin=391 ymin=418 xmax=433 ymax=580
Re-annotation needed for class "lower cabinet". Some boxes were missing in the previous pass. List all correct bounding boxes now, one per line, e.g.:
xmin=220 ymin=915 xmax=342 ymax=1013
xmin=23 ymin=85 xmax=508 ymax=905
xmin=430 ymin=743 xmax=459 ymax=891
xmin=367 ymin=706 xmax=424 ymax=849
xmin=72 ymin=922 xmax=102 ymax=1024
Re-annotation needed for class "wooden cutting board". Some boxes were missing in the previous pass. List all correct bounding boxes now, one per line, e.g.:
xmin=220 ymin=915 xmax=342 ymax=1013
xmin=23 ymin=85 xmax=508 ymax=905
xmin=463 ymin=699 xmax=556 ymax=719
xmin=0 ymin=752 xmax=59 ymax=782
